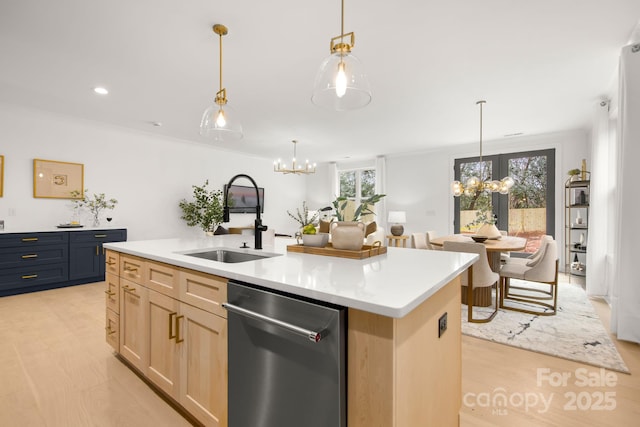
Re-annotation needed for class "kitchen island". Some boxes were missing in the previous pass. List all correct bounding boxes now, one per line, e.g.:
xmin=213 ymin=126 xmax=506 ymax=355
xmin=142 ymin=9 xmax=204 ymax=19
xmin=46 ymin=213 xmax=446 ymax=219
xmin=104 ymin=235 xmax=476 ymax=427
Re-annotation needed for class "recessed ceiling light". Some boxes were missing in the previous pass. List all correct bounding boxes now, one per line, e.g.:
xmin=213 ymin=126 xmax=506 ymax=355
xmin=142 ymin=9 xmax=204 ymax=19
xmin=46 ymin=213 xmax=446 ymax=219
xmin=93 ymin=87 xmax=109 ymax=95
xmin=504 ymin=132 xmax=524 ymax=137
xmin=151 ymin=122 xmax=162 ymax=127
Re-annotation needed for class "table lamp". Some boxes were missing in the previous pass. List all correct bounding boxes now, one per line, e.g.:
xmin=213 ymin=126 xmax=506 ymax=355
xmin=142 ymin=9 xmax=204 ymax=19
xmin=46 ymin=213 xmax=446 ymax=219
xmin=388 ymin=211 xmax=406 ymax=236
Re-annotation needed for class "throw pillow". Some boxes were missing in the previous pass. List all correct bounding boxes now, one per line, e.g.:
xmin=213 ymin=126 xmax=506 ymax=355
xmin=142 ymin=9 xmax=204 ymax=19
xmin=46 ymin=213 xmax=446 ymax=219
xmin=365 ymin=221 xmax=377 ymax=237
xmin=319 ymin=219 xmax=332 ymax=234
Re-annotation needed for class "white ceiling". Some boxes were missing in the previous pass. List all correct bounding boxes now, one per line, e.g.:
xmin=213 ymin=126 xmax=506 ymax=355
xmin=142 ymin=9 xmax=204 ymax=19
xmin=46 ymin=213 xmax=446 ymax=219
xmin=1 ymin=0 xmax=639 ymax=163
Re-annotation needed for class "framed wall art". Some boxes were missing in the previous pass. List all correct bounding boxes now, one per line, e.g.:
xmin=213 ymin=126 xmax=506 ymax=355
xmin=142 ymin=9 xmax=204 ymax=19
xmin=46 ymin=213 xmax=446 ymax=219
xmin=0 ymin=155 xmax=4 ymax=197
xmin=33 ymin=158 xmax=84 ymax=199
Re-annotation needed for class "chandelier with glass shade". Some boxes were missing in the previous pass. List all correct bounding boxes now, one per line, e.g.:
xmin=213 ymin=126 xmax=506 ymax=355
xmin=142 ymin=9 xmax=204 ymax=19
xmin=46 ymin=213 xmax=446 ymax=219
xmin=311 ymin=0 xmax=372 ymax=111
xmin=451 ymin=101 xmax=514 ymax=196
xmin=200 ymin=24 xmax=243 ymax=141
xmin=274 ymin=140 xmax=316 ymax=175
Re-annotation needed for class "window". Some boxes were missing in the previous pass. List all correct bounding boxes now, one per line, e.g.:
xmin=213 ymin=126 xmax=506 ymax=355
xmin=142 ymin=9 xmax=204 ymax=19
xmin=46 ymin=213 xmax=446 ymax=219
xmin=338 ymin=168 xmax=377 ymax=221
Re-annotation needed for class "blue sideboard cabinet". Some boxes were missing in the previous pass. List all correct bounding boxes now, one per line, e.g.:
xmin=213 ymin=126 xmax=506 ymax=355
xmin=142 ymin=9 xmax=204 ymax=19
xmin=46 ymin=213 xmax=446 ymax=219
xmin=0 ymin=228 xmax=126 ymax=296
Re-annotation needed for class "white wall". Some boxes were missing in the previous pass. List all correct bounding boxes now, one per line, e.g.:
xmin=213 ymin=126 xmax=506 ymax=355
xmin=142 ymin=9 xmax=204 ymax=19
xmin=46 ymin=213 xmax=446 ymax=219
xmin=306 ymin=129 xmax=589 ymax=264
xmin=0 ymin=103 xmax=307 ymax=240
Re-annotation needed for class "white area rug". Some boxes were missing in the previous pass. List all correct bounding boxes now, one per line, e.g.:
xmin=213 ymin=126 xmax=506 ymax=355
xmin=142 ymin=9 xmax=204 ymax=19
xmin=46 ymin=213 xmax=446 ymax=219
xmin=462 ymin=280 xmax=630 ymax=373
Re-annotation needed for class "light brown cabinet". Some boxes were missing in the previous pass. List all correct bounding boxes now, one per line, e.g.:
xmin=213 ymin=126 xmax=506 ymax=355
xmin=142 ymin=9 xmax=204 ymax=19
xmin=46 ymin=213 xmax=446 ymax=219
xmin=105 ymin=250 xmax=228 ymax=427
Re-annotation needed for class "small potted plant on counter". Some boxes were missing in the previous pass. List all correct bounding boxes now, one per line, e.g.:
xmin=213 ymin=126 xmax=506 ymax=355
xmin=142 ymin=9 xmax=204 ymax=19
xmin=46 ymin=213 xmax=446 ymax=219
xmin=179 ymin=180 xmax=224 ymax=235
xmin=288 ymin=202 xmax=328 ymax=247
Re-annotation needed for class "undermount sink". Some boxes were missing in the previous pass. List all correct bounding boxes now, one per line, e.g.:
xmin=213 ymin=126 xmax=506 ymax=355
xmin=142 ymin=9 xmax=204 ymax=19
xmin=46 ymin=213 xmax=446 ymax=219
xmin=183 ymin=248 xmax=280 ymax=264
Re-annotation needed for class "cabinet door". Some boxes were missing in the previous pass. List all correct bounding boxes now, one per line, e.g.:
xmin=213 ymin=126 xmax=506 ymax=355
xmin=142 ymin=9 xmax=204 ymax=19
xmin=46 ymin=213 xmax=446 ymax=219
xmin=179 ymin=303 xmax=228 ymax=427
xmin=119 ymin=278 xmax=148 ymax=373
xmin=146 ymin=289 xmax=180 ymax=399
xmin=69 ymin=241 xmax=102 ymax=280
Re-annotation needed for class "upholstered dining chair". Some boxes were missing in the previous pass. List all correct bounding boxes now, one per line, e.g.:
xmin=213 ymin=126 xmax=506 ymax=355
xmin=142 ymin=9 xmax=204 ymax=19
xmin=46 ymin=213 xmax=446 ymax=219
xmin=502 ymin=235 xmax=555 ymax=300
xmin=411 ymin=232 xmax=428 ymax=249
xmin=411 ymin=231 xmax=438 ymax=250
xmin=499 ymin=239 xmax=559 ymax=316
xmin=443 ymin=241 xmax=499 ymax=323
xmin=499 ymin=230 xmax=510 ymax=263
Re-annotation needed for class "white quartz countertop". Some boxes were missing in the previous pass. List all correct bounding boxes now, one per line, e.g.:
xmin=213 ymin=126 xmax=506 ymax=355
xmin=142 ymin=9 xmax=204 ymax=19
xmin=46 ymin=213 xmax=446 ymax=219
xmin=104 ymin=235 xmax=477 ymax=318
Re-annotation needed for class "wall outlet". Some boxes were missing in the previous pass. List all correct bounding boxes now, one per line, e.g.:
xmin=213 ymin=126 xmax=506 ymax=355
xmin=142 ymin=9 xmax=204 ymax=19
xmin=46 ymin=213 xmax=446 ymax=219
xmin=438 ymin=312 xmax=447 ymax=338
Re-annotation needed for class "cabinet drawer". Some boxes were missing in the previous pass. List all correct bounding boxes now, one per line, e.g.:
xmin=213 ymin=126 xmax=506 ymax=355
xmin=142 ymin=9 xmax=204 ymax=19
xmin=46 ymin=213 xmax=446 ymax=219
xmin=105 ymin=272 xmax=120 ymax=314
xmin=106 ymin=309 xmax=120 ymax=351
xmin=0 ymin=232 xmax=69 ymax=248
xmin=0 ymin=244 xmax=68 ymax=269
xmin=0 ymin=263 xmax=69 ymax=293
xmin=179 ymin=269 xmax=228 ymax=318
xmin=120 ymin=254 xmax=146 ymax=284
xmin=70 ymin=229 xmax=127 ymax=243
xmin=105 ymin=250 xmax=120 ymax=275
xmin=145 ymin=260 xmax=179 ymax=298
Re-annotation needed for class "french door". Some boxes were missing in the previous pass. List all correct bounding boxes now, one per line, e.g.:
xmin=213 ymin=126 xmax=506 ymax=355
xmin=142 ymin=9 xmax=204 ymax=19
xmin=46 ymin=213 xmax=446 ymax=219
xmin=454 ymin=149 xmax=555 ymax=255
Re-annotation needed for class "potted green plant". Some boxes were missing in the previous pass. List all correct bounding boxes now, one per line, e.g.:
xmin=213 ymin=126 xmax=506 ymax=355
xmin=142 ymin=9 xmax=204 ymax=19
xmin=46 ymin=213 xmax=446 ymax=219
xmin=287 ymin=201 xmax=319 ymax=229
xmin=179 ymin=180 xmax=224 ymax=235
xmin=331 ymin=193 xmax=386 ymax=222
xmin=465 ymin=208 xmax=501 ymax=238
xmin=70 ymin=189 xmax=118 ymax=227
xmin=568 ymin=168 xmax=581 ymax=182
xmin=330 ymin=194 xmax=385 ymax=250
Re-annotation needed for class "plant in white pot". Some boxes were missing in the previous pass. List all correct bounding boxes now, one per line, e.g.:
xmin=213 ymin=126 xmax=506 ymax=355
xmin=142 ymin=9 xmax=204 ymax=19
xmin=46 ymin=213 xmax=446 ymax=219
xmin=288 ymin=202 xmax=328 ymax=247
xmin=330 ymin=194 xmax=386 ymax=250
xmin=466 ymin=209 xmax=501 ymax=239
xmin=179 ymin=180 xmax=224 ymax=235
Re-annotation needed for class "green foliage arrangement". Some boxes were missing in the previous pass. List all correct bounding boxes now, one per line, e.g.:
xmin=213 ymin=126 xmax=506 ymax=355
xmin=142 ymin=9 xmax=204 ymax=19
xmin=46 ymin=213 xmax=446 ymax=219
xmin=70 ymin=189 xmax=118 ymax=226
xmin=179 ymin=180 xmax=224 ymax=233
xmin=332 ymin=193 xmax=386 ymax=222
xmin=287 ymin=201 xmax=319 ymax=229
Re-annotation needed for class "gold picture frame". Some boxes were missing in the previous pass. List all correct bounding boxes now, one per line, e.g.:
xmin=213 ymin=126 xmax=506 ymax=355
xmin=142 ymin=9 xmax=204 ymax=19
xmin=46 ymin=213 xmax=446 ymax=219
xmin=33 ymin=158 xmax=84 ymax=199
xmin=0 ymin=155 xmax=4 ymax=197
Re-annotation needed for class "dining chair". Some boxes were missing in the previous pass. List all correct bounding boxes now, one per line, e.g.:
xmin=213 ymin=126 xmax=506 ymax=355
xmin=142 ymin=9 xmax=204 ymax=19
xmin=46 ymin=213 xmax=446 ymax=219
xmin=499 ymin=230 xmax=510 ymax=263
xmin=411 ymin=232 xmax=428 ymax=249
xmin=443 ymin=241 xmax=499 ymax=323
xmin=425 ymin=230 xmax=439 ymax=250
xmin=503 ymin=235 xmax=555 ymax=300
xmin=411 ymin=231 xmax=438 ymax=250
xmin=499 ymin=239 xmax=559 ymax=316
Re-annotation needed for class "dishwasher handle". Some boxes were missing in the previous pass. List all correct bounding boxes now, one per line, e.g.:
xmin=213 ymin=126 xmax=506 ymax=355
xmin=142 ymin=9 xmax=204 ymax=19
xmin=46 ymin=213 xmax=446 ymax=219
xmin=222 ymin=302 xmax=326 ymax=343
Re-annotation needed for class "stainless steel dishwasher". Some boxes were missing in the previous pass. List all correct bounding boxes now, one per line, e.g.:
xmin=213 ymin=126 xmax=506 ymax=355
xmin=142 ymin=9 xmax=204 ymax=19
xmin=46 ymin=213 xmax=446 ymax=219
xmin=224 ymin=280 xmax=346 ymax=427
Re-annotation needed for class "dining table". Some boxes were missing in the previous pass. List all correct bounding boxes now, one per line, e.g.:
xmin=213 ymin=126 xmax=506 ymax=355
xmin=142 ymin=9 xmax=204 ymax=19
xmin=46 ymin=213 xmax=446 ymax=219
xmin=430 ymin=234 xmax=527 ymax=307
xmin=430 ymin=234 xmax=527 ymax=272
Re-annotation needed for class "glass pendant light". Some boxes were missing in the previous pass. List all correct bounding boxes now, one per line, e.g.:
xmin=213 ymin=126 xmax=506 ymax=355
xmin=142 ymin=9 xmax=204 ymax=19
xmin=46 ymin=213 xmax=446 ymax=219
xmin=200 ymin=24 xmax=243 ymax=141
xmin=311 ymin=0 xmax=372 ymax=111
xmin=451 ymin=101 xmax=515 ymax=196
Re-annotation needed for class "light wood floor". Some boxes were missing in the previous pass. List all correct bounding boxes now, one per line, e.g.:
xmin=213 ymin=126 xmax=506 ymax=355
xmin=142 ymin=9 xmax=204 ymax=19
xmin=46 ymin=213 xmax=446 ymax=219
xmin=0 ymin=277 xmax=638 ymax=426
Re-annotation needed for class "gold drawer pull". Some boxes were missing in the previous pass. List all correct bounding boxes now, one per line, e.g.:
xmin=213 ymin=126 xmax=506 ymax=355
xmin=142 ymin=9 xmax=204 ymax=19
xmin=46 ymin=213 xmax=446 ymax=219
xmin=22 ymin=274 xmax=38 ymax=279
xmin=21 ymin=254 xmax=38 ymax=259
xmin=21 ymin=237 xmax=38 ymax=242
xmin=124 ymin=266 xmax=138 ymax=272
xmin=106 ymin=261 xmax=116 ymax=266
xmin=94 ymin=234 xmax=107 ymax=238
xmin=122 ymin=285 xmax=136 ymax=293
xmin=175 ymin=315 xmax=184 ymax=343
xmin=169 ymin=312 xmax=177 ymax=340
xmin=106 ymin=328 xmax=117 ymax=336
xmin=104 ymin=290 xmax=116 ymax=296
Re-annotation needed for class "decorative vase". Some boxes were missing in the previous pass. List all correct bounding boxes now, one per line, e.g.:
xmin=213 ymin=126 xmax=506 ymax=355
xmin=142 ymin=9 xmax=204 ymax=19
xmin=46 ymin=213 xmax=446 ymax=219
xmin=301 ymin=233 xmax=329 ymax=247
xmin=330 ymin=221 xmax=365 ymax=251
xmin=92 ymin=212 xmax=100 ymax=227
xmin=476 ymin=223 xmax=501 ymax=239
